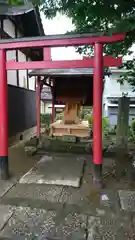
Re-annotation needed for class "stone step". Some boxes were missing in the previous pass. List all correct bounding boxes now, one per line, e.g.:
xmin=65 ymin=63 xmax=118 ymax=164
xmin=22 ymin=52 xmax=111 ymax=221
xmin=1 ymin=183 xmax=64 ymax=210
xmin=0 ymin=182 xmax=92 ymax=214
xmin=1 ymin=182 xmax=122 ymax=218
xmin=19 ymin=154 xmax=85 ymax=188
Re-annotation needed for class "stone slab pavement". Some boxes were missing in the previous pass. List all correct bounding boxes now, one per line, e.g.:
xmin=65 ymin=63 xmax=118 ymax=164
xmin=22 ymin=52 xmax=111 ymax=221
xmin=0 ymin=200 xmax=135 ymax=240
xmin=19 ymin=154 xmax=85 ymax=188
xmin=1 ymin=184 xmax=135 ymax=239
xmin=0 ymin=206 xmax=87 ymax=240
xmin=0 ymin=155 xmax=135 ymax=239
xmin=0 ymin=205 xmax=13 ymax=232
xmin=0 ymin=180 xmax=15 ymax=198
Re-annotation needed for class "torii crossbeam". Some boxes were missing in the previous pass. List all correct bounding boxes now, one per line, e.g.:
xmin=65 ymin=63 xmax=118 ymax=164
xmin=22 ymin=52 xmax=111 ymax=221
xmin=0 ymin=32 xmax=126 ymax=188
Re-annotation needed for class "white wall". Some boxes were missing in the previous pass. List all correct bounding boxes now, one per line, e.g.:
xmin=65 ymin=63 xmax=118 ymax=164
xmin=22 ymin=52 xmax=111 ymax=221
xmin=28 ymin=57 xmax=36 ymax=91
xmin=103 ymin=69 xmax=135 ymax=125
xmin=40 ymin=101 xmax=45 ymax=114
xmin=103 ymin=70 xmax=134 ymax=99
xmin=104 ymin=74 xmax=121 ymax=97
xmin=18 ymin=51 xmax=27 ymax=88
xmin=41 ymin=102 xmax=53 ymax=114
xmin=6 ymin=50 xmax=17 ymax=86
xmin=45 ymin=103 xmax=52 ymax=114
xmin=4 ymin=19 xmax=15 ymax=38
xmin=4 ymin=18 xmax=36 ymax=91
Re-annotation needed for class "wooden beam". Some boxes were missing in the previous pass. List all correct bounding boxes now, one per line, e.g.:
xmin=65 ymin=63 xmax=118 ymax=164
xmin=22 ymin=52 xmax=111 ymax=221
xmin=0 ymin=33 xmax=126 ymax=49
xmin=6 ymin=56 xmax=123 ymax=70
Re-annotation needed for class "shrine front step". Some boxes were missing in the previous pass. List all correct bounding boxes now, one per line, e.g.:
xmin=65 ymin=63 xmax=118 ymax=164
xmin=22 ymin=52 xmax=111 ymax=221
xmin=19 ymin=154 xmax=85 ymax=188
xmin=0 ymin=182 xmax=89 ymax=212
xmin=0 ymin=183 xmax=64 ymax=210
xmin=37 ymin=140 xmax=92 ymax=154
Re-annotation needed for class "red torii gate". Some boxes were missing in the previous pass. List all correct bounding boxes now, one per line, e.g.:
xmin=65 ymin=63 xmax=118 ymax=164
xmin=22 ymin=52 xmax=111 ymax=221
xmin=0 ymin=32 xmax=126 ymax=186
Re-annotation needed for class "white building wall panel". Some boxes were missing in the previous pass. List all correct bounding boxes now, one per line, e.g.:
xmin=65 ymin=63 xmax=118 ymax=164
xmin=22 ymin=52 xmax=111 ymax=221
xmin=104 ymin=72 xmax=134 ymax=98
xmin=29 ymin=76 xmax=36 ymax=91
xmin=6 ymin=50 xmax=17 ymax=86
xmin=18 ymin=51 xmax=27 ymax=88
xmin=28 ymin=58 xmax=36 ymax=91
xmin=3 ymin=19 xmax=36 ymax=90
xmin=4 ymin=19 xmax=17 ymax=86
xmin=17 ymin=29 xmax=30 ymax=89
xmin=103 ymin=74 xmax=121 ymax=97
xmin=3 ymin=19 xmax=15 ymax=38
xmin=18 ymin=51 xmax=26 ymax=62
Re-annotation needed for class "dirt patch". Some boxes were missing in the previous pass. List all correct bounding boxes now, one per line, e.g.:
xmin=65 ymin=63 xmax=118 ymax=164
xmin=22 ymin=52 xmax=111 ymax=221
xmin=8 ymin=143 xmax=41 ymax=180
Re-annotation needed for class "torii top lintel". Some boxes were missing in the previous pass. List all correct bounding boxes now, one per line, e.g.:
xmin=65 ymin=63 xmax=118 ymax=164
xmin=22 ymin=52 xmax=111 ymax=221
xmin=0 ymin=32 xmax=126 ymax=50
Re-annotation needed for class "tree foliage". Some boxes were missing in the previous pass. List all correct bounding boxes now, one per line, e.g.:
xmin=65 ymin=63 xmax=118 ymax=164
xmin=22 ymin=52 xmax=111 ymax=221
xmin=9 ymin=0 xmax=135 ymax=57
xmin=118 ymin=57 xmax=135 ymax=89
xmin=8 ymin=0 xmax=39 ymax=5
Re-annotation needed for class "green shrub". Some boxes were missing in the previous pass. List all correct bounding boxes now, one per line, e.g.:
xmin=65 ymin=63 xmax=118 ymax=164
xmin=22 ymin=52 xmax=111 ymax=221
xmin=102 ymin=116 xmax=110 ymax=135
xmin=130 ymin=120 xmax=135 ymax=140
xmin=80 ymin=107 xmax=92 ymax=120
xmin=131 ymin=120 xmax=135 ymax=133
xmin=40 ymin=114 xmax=51 ymax=126
xmin=108 ymin=125 xmax=117 ymax=135
xmin=88 ymin=115 xmax=93 ymax=129
xmin=40 ymin=114 xmax=52 ymax=135
xmin=87 ymin=115 xmax=110 ymax=136
xmin=55 ymin=112 xmax=63 ymax=121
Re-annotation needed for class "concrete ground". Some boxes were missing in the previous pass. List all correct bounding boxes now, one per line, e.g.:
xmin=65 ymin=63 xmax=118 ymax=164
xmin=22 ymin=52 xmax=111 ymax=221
xmin=8 ymin=142 xmax=42 ymax=180
xmin=0 ymin=144 xmax=135 ymax=239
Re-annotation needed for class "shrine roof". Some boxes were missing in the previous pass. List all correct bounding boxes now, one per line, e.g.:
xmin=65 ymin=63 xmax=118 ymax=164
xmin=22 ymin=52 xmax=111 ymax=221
xmin=30 ymin=68 xmax=93 ymax=106
xmin=28 ymin=68 xmax=93 ymax=77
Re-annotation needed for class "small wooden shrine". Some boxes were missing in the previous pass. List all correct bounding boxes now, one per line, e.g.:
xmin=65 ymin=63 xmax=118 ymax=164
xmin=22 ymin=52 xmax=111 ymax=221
xmin=50 ymin=97 xmax=89 ymax=137
xmin=31 ymin=68 xmax=93 ymax=137
xmin=50 ymin=70 xmax=93 ymax=137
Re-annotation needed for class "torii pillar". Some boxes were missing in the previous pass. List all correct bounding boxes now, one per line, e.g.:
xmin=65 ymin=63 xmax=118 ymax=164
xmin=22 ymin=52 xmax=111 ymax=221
xmin=43 ymin=47 xmax=55 ymax=123
xmin=51 ymin=87 xmax=55 ymax=123
xmin=36 ymin=76 xmax=41 ymax=142
xmin=93 ymin=42 xmax=103 ymax=187
xmin=0 ymin=49 xmax=9 ymax=179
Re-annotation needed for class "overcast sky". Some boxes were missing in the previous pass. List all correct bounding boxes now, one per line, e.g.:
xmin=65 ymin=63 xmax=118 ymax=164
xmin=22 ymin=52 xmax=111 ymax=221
xmin=41 ymin=12 xmax=135 ymax=61
xmin=40 ymin=13 xmax=82 ymax=60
